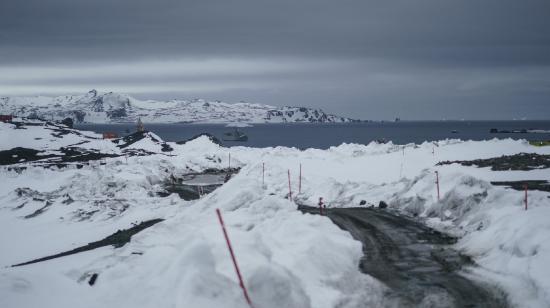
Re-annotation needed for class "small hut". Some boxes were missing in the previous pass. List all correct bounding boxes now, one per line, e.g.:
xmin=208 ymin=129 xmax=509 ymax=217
xmin=0 ymin=115 xmax=13 ymax=123
xmin=102 ymin=132 xmax=118 ymax=139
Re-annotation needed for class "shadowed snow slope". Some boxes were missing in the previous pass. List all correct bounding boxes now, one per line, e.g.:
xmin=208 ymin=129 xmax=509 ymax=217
xmin=1 ymin=121 xmax=550 ymax=307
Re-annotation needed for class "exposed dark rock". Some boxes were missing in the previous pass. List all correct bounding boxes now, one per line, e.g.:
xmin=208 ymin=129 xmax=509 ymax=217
xmin=73 ymin=209 xmax=100 ymax=221
xmin=491 ymin=180 xmax=550 ymax=192
xmin=161 ymin=143 xmax=173 ymax=152
xmin=12 ymin=219 xmax=163 ymax=267
xmin=90 ymin=96 xmax=104 ymax=112
xmin=24 ymin=201 xmax=52 ymax=218
xmin=106 ymin=108 xmax=127 ymax=118
xmin=379 ymin=201 xmax=388 ymax=209
xmin=73 ymin=110 xmax=86 ymax=123
xmin=115 ymin=131 xmax=147 ymax=149
xmin=201 ymin=167 xmax=240 ymax=174
xmin=2 ymin=145 xmax=118 ymax=167
xmin=359 ymin=200 xmax=367 ymax=206
xmin=0 ymin=147 xmax=49 ymax=165
xmin=437 ymin=153 xmax=550 ymax=171
xmin=113 ymin=131 xmax=173 ymax=152
xmin=61 ymin=117 xmax=74 ymax=128
xmin=14 ymin=148 xmax=118 ymax=167
xmin=159 ymin=168 xmax=239 ymax=200
xmin=14 ymin=202 xmax=27 ymax=210
xmin=88 ymin=273 xmax=98 ymax=286
xmin=2 ymin=121 xmax=175 ymax=168
xmin=58 ymin=147 xmax=119 ymax=162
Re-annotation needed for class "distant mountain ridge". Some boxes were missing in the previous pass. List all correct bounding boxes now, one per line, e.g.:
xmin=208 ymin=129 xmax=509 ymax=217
xmin=0 ymin=90 xmax=358 ymax=124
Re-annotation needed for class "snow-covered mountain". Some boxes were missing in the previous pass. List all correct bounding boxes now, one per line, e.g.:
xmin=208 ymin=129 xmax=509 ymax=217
xmin=0 ymin=90 xmax=357 ymax=124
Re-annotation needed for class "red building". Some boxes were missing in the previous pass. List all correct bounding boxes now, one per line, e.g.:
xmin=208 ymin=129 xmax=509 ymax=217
xmin=0 ymin=115 xmax=13 ymax=122
xmin=102 ymin=132 xmax=118 ymax=139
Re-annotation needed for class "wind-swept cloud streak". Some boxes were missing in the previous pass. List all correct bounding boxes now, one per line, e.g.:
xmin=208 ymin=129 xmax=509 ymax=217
xmin=1 ymin=0 xmax=549 ymax=119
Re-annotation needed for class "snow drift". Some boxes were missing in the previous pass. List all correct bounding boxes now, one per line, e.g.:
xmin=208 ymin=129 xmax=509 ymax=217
xmin=1 ymin=120 xmax=550 ymax=307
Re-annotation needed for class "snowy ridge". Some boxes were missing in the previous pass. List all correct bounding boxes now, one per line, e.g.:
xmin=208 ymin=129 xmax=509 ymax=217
xmin=0 ymin=90 xmax=357 ymax=124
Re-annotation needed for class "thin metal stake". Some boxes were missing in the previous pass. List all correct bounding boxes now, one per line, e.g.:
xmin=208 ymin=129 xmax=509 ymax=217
xmin=299 ymin=164 xmax=302 ymax=194
xmin=288 ymin=170 xmax=292 ymax=200
xmin=523 ymin=184 xmax=528 ymax=211
xmin=435 ymin=171 xmax=440 ymax=201
xmin=216 ymin=209 xmax=254 ymax=307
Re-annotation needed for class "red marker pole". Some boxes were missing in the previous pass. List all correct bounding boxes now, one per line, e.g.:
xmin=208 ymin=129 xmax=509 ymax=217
xmin=318 ymin=197 xmax=324 ymax=215
xmin=435 ymin=171 xmax=440 ymax=202
xmin=262 ymin=163 xmax=265 ymax=186
xmin=216 ymin=209 xmax=253 ymax=307
xmin=523 ymin=184 xmax=527 ymax=211
xmin=287 ymin=170 xmax=292 ymax=200
xmin=299 ymin=164 xmax=302 ymax=194
xmin=229 ymin=153 xmax=231 ymax=169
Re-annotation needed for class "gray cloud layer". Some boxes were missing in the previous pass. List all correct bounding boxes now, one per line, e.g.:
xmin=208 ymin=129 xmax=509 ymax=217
xmin=1 ymin=0 xmax=549 ymax=119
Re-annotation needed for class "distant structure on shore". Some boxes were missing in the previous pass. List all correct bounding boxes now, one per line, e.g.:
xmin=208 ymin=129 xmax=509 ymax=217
xmin=137 ymin=118 xmax=144 ymax=132
xmin=0 ymin=114 xmax=13 ymax=123
xmin=102 ymin=132 xmax=118 ymax=139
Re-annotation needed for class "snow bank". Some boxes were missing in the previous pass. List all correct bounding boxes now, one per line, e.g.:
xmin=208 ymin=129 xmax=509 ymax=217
xmin=283 ymin=139 xmax=550 ymax=307
xmin=1 ymin=121 xmax=550 ymax=307
xmin=0 ymin=123 xmax=390 ymax=308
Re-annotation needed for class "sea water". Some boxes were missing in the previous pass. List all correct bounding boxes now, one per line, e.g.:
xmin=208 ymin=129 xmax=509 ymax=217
xmin=76 ymin=121 xmax=550 ymax=149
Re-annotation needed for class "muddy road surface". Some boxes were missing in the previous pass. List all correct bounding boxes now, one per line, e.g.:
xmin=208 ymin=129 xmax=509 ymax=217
xmin=299 ymin=206 xmax=508 ymax=307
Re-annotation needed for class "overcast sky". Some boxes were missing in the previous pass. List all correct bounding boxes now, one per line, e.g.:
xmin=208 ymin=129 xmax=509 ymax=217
xmin=1 ymin=0 xmax=549 ymax=120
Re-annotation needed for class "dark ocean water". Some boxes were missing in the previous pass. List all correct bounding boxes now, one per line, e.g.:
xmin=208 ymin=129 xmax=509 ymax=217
xmin=75 ymin=121 xmax=550 ymax=149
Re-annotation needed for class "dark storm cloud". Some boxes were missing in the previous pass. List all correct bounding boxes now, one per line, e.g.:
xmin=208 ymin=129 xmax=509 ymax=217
xmin=2 ymin=0 xmax=550 ymax=64
xmin=0 ymin=0 xmax=549 ymax=119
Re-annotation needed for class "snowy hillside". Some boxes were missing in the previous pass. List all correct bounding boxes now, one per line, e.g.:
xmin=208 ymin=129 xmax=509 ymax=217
xmin=1 ymin=120 xmax=550 ymax=307
xmin=0 ymin=90 xmax=357 ymax=124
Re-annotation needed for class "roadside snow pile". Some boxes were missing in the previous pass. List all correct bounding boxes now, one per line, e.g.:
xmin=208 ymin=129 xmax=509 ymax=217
xmin=289 ymin=140 xmax=550 ymax=307
xmin=83 ymin=178 xmax=389 ymax=308
xmin=0 ymin=121 xmax=390 ymax=308
xmin=1 ymin=120 xmax=550 ymax=307
xmin=385 ymin=171 xmax=550 ymax=307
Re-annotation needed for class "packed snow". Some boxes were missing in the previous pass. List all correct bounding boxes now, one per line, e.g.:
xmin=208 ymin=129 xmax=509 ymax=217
xmin=1 ymin=119 xmax=550 ymax=307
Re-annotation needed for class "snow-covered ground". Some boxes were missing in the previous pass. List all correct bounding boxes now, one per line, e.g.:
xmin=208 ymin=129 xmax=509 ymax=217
xmin=1 ymin=120 xmax=549 ymax=307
